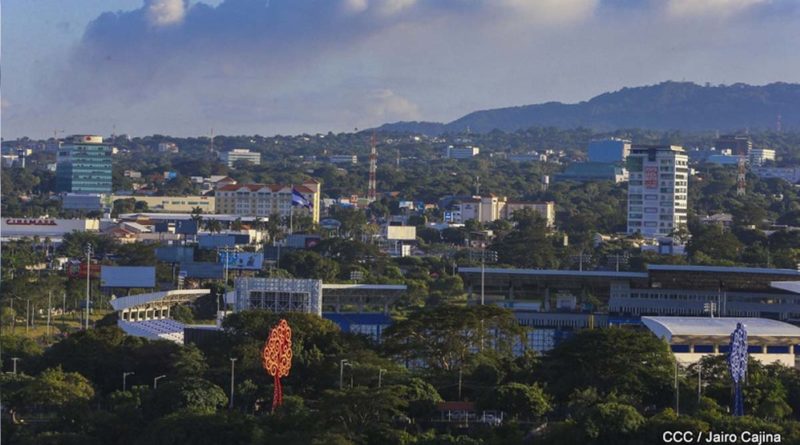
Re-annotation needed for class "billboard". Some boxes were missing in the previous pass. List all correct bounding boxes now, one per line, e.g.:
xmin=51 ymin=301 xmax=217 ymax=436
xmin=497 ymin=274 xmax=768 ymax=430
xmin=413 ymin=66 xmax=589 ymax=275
xmin=100 ymin=266 xmax=156 ymax=288
xmin=644 ymin=166 xmax=658 ymax=189
xmin=198 ymin=235 xmax=237 ymax=249
xmin=217 ymin=252 xmax=264 ymax=270
xmin=156 ymin=246 xmax=195 ymax=263
xmin=181 ymin=263 xmax=224 ymax=279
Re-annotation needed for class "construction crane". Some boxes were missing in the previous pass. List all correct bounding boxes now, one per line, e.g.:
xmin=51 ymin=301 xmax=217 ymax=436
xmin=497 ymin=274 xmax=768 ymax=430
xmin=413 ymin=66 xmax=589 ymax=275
xmin=367 ymin=133 xmax=378 ymax=202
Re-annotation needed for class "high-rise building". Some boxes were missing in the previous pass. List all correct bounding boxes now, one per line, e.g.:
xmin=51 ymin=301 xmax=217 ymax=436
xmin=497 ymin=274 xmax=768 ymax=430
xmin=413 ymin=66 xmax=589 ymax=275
xmin=215 ymin=179 xmax=320 ymax=223
xmin=587 ymin=138 xmax=631 ymax=163
xmin=56 ymin=135 xmax=113 ymax=194
xmin=219 ymin=149 xmax=261 ymax=167
xmin=626 ymin=145 xmax=688 ymax=238
xmin=748 ymin=148 xmax=776 ymax=166
xmin=715 ymin=134 xmax=752 ymax=155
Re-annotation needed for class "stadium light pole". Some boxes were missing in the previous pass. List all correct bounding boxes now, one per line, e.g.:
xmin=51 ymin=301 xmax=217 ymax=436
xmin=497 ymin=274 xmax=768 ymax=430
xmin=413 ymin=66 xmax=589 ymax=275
xmin=229 ymin=358 xmax=237 ymax=409
xmin=154 ymin=375 xmax=166 ymax=389
xmin=339 ymin=359 xmax=349 ymax=390
xmin=123 ymin=372 xmax=135 ymax=392
xmin=84 ymin=243 xmax=93 ymax=330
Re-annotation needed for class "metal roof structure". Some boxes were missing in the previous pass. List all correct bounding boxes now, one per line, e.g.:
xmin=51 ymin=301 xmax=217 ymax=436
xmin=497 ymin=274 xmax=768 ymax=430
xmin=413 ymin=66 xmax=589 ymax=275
xmin=642 ymin=316 xmax=800 ymax=345
xmin=647 ymin=264 xmax=800 ymax=276
xmin=457 ymin=267 xmax=647 ymax=279
xmin=322 ymin=284 xmax=408 ymax=291
xmin=771 ymin=281 xmax=800 ymax=294
xmin=118 ymin=213 xmax=263 ymax=223
xmin=110 ymin=289 xmax=211 ymax=312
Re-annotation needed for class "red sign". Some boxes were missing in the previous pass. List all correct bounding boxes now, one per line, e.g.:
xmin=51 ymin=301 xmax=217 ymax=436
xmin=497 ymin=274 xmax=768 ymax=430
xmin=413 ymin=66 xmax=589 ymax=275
xmin=644 ymin=167 xmax=658 ymax=189
xmin=5 ymin=218 xmax=57 ymax=226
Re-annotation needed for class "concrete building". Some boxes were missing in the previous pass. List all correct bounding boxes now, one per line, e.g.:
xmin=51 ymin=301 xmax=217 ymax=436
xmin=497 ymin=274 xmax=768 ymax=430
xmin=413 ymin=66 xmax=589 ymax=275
xmin=219 ymin=148 xmax=261 ymax=167
xmin=62 ymin=193 xmax=104 ymax=211
xmin=716 ymin=134 xmax=752 ymax=155
xmin=215 ymin=179 xmax=321 ymax=223
xmin=158 ymin=142 xmax=179 ymax=153
xmin=445 ymin=145 xmax=480 ymax=159
xmin=110 ymin=195 xmax=216 ymax=213
xmin=554 ymin=162 xmax=628 ymax=183
xmin=642 ymin=316 xmax=800 ymax=367
xmin=329 ymin=154 xmax=358 ymax=164
xmin=626 ymin=145 xmax=688 ymax=237
xmin=1 ymin=217 xmax=100 ymax=242
xmin=751 ymin=166 xmax=800 ymax=183
xmin=749 ymin=148 xmax=776 ymax=166
xmin=587 ymin=138 xmax=631 ymax=163
xmin=56 ymin=135 xmax=113 ymax=194
xmin=508 ymin=153 xmax=547 ymax=163
xmin=453 ymin=196 xmax=555 ymax=226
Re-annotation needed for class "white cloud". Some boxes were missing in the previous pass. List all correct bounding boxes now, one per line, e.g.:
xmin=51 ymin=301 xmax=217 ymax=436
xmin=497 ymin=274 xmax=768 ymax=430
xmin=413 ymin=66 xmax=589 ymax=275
xmin=666 ymin=0 xmax=768 ymax=17
xmin=368 ymin=89 xmax=421 ymax=121
xmin=145 ymin=0 xmax=186 ymax=27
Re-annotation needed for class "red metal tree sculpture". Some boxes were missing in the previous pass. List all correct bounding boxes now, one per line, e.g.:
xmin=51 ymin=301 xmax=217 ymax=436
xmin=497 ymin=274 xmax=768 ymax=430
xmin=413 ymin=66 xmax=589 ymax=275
xmin=262 ymin=319 xmax=293 ymax=412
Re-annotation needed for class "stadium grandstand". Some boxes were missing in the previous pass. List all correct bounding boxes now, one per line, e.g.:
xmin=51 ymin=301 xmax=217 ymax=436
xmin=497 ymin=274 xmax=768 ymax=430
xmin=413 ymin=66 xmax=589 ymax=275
xmin=110 ymin=289 xmax=211 ymax=344
xmin=642 ymin=316 xmax=800 ymax=367
xmin=458 ymin=264 xmax=800 ymax=320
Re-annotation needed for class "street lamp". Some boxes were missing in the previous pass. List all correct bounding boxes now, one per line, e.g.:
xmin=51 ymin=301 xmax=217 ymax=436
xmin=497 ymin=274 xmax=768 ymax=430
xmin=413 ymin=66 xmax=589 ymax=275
xmin=674 ymin=361 xmax=680 ymax=416
xmin=154 ymin=375 xmax=166 ymax=389
xmin=339 ymin=359 xmax=350 ymax=390
xmin=84 ymin=243 xmax=93 ymax=330
xmin=123 ymin=372 xmax=135 ymax=392
xmin=378 ymin=368 xmax=387 ymax=388
xmin=229 ymin=358 xmax=237 ymax=409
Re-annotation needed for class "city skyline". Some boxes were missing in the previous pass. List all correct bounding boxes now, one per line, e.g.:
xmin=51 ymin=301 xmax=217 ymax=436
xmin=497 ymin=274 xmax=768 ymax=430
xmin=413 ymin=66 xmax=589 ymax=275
xmin=3 ymin=0 xmax=800 ymax=139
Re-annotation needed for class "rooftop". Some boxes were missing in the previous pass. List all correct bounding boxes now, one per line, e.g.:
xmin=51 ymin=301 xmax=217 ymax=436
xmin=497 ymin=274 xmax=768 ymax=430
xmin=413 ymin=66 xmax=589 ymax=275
xmin=110 ymin=289 xmax=211 ymax=312
xmin=642 ymin=316 xmax=800 ymax=342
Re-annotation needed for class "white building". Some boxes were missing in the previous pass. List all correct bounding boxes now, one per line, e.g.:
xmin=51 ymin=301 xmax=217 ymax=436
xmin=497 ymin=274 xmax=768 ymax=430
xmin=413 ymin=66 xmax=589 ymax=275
xmin=626 ymin=145 xmax=688 ymax=238
xmin=219 ymin=149 xmax=261 ymax=167
xmin=445 ymin=145 xmax=480 ymax=159
xmin=329 ymin=154 xmax=358 ymax=164
xmin=158 ymin=142 xmax=179 ymax=153
xmin=748 ymin=148 xmax=776 ymax=166
xmin=1 ymin=217 xmax=100 ymax=242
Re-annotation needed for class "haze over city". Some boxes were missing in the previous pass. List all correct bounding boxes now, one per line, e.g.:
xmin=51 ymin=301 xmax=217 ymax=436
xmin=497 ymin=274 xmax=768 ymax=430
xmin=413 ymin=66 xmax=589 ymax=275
xmin=4 ymin=0 xmax=800 ymax=138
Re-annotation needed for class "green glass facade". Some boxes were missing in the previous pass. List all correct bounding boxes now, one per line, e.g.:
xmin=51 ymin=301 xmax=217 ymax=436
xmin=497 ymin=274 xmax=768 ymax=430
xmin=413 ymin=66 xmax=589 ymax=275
xmin=56 ymin=140 xmax=113 ymax=193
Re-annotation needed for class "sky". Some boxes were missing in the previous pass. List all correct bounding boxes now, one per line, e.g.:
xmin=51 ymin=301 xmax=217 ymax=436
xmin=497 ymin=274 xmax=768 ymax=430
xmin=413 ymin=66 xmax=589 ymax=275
xmin=2 ymin=0 xmax=799 ymax=139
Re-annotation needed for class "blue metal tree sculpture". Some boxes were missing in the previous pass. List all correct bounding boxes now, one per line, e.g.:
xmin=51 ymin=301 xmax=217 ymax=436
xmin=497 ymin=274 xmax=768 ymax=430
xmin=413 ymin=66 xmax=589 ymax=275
xmin=727 ymin=322 xmax=748 ymax=416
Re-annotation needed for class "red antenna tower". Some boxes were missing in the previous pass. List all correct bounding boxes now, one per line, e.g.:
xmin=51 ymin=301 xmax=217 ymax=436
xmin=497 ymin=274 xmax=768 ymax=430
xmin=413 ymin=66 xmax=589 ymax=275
xmin=367 ymin=133 xmax=378 ymax=202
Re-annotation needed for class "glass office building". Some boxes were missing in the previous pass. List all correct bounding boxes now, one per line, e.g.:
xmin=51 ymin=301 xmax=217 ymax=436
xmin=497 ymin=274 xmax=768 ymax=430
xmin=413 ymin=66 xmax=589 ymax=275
xmin=56 ymin=135 xmax=113 ymax=194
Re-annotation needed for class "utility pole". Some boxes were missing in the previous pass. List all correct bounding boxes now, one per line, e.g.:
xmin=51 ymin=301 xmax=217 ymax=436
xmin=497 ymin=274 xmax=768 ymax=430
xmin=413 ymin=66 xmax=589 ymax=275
xmin=697 ymin=362 xmax=702 ymax=404
xmin=154 ymin=375 xmax=166 ymax=389
xmin=46 ymin=291 xmax=52 ymax=339
xmin=378 ymin=368 xmax=386 ymax=388
xmin=458 ymin=367 xmax=463 ymax=400
xmin=229 ymin=358 xmax=237 ymax=409
xmin=85 ymin=243 xmax=93 ymax=330
xmin=11 ymin=358 xmax=20 ymax=375
xmin=25 ymin=299 xmax=30 ymax=333
xmin=339 ymin=359 xmax=350 ymax=390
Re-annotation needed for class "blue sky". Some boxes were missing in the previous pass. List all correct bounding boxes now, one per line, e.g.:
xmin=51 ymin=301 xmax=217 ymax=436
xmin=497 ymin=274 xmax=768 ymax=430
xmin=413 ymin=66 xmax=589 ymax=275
xmin=3 ymin=0 xmax=799 ymax=138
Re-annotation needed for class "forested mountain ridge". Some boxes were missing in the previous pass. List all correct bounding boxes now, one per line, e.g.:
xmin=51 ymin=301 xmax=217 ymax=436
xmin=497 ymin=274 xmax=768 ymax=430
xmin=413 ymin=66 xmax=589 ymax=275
xmin=378 ymin=82 xmax=800 ymax=134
